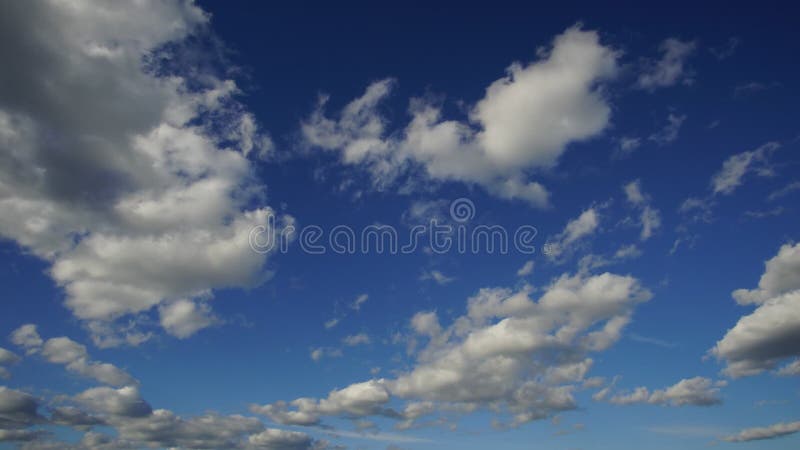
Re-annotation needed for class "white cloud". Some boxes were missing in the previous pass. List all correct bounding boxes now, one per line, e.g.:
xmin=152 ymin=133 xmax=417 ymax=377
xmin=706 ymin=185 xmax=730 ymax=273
xmin=637 ymin=38 xmax=696 ymax=90
xmin=410 ymin=311 xmax=442 ymax=337
xmin=712 ymin=243 xmax=800 ymax=377
xmin=545 ymin=208 xmax=600 ymax=259
xmin=10 ymin=325 xmax=136 ymax=387
xmin=516 ymin=260 xmax=535 ymax=277
xmin=723 ymin=421 xmax=800 ymax=442
xmin=732 ymin=243 xmax=800 ymax=305
xmin=302 ymin=25 xmax=619 ymax=207
xmin=253 ymin=271 xmax=651 ymax=428
xmin=9 ymin=325 xmax=43 ymax=355
xmin=648 ymin=113 xmax=686 ymax=145
xmin=310 ymin=347 xmax=343 ymax=362
xmin=622 ymin=180 xmax=661 ymax=241
xmin=768 ymin=181 xmax=800 ymax=201
xmin=343 ymin=333 xmax=371 ymax=346
xmin=614 ymin=244 xmax=642 ymax=260
xmin=776 ymin=359 xmax=800 ymax=376
xmin=350 ymin=294 xmax=369 ymax=311
xmin=711 ymin=142 xmax=779 ymax=195
xmin=74 ymin=386 xmax=152 ymax=418
xmin=158 ymin=299 xmax=218 ymax=339
xmin=614 ymin=136 xmax=641 ymax=158
xmin=420 ymin=270 xmax=455 ymax=285
xmin=623 ymin=180 xmax=646 ymax=206
xmin=0 ymin=0 xmax=286 ymax=345
xmin=605 ymin=377 xmax=722 ymax=406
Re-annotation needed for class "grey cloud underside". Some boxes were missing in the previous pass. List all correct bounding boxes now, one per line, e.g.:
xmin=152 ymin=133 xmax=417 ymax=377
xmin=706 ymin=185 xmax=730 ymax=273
xmin=0 ymin=0 xmax=286 ymax=345
xmin=1 ymin=378 xmax=327 ymax=450
xmin=712 ymin=243 xmax=800 ymax=377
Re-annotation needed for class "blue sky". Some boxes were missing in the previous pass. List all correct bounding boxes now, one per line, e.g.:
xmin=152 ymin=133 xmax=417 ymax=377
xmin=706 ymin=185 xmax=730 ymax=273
xmin=0 ymin=1 xmax=799 ymax=449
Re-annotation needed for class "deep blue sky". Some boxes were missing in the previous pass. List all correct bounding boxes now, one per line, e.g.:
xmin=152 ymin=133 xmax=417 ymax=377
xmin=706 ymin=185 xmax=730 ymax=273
xmin=0 ymin=1 xmax=799 ymax=449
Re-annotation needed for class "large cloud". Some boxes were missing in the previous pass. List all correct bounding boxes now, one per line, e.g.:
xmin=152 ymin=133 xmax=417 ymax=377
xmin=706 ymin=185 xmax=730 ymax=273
xmin=302 ymin=25 xmax=619 ymax=207
xmin=0 ymin=0 xmax=286 ymax=345
xmin=712 ymin=243 xmax=800 ymax=377
xmin=253 ymin=271 xmax=651 ymax=429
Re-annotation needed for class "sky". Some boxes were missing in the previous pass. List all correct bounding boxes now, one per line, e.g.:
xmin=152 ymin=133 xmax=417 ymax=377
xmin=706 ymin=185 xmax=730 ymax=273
xmin=0 ymin=1 xmax=799 ymax=449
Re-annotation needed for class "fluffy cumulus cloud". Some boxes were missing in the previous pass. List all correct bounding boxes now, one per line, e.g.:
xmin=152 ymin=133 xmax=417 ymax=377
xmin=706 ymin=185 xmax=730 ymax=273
xmin=712 ymin=243 xmax=800 ymax=377
xmin=10 ymin=325 xmax=136 ymax=387
xmin=637 ymin=38 xmax=696 ymax=90
xmin=252 ymin=271 xmax=652 ymax=429
xmin=0 ymin=0 xmax=287 ymax=346
xmin=0 ymin=336 xmax=327 ymax=449
xmin=602 ymin=377 xmax=723 ymax=406
xmin=722 ymin=421 xmax=800 ymax=442
xmin=302 ymin=25 xmax=619 ymax=207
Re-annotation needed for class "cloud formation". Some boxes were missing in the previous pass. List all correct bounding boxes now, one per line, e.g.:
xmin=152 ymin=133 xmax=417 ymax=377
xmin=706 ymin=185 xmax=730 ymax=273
xmin=253 ymin=271 xmax=652 ymax=429
xmin=712 ymin=243 xmax=800 ymax=377
xmin=302 ymin=25 xmax=619 ymax=207
xmin=11 ymin=325 xmax=136 ymax=387
xmin=603 ymin=377 xmax=722 ymax=406
xmin=0 ymin=0 xmax=286 ymax=345
xmin=723 ymin=420 xmax=800 ymax=442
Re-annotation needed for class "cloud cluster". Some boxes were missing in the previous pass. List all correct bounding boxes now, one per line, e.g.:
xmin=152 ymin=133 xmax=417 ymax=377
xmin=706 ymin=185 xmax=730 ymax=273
xmin=0 ymin=0 xmax=286 ymax=345
xmin=302 ymin=25 xmax=619 ymax=207
xmin=1 ymin=333 xmax=327 ymax=450
xmin=722 ymin=420 xmax=800 ymax=442
xmin=11 ymin=325 xmax=135 ymax=387
xmin=601 ymin=377 xmax=722 ymax=406
xmin=253 ymin=271 xmax=652 ymax=429
xmin=712 ymin=243 xmax=800 ymax=377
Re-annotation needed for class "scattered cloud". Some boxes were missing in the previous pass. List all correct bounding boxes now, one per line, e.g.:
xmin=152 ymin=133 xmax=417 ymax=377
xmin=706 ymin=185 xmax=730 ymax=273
xmin=613 ymin=136 xmax=642 ymax=159
xmin=709 ymin=37 xmax=740 ymax=60
xmin=516 ymin=261 xmax=535 ymax=277
xmin=637 ymin=38 xmax=696 ymax=90
xmin=350 ymin=294 xmax=370 ymax=311
xmin=711 ymin=142 xmax=779 ymax=195
xmin=604 ymin=377 xmax=722 ymax=406
xmin=623 ymin=180 xmax=661 ymax=240
xmin=768 ymin=181 xmax=800 ymax=201
xmin=253 ymin=271 xmax=652 ymax=429
xmin=648 ymin=113 xmax=686 ymax=145
xmin=302 ymin=25 xmax=620 ymax=207
xmin=712 ymin=243 xmax=800 ymax=377
xmin=545 ymin=208 xmax=600 ymax=259
xmin=722 ymin=421 xmax=800 ymax=442
xmin=420 ymin=270 xmax=455 ymax=285
xmin=10 ymin=324 xmax=136 ymax=387
xmin=343 ymin=333 xmax=371 ymax=346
